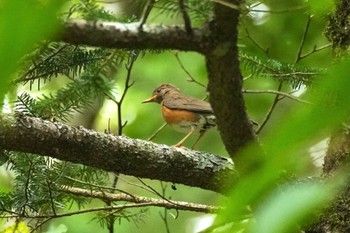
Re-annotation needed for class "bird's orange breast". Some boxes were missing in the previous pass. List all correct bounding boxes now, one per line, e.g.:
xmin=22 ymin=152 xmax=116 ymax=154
xmin=161 ymin=106 xmax=199 ymax=125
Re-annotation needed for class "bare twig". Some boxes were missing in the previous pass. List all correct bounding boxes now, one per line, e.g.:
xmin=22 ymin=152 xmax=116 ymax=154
xmin=174 ymin=52 xmax=206 ymax=88
xmin=139 ymin=0 xmax=156 ymax=30
xmin=23 ymin=155 xmax=34 ymax=215
xmin=117 ymin=176 xmax=162 ymax=196
xmin=68 ymin=176 xmax=137 ymax=203
xmin=46 ymin=180 xmax=57 ymax=216
xmin=31 ymin=218 xmax=51 ymax=233
xmin=242 ymin=89 xmax=311 ymax=104
xmin=159 ymin=182 xmax=172 ymax=233
xmin=147 ymin=123 xmax=167 ymax=141
xmin=248 ymin=6 xmax=306 ymax=14
xmin=298 ymin=43 xmax=331 ymax=60
xmin=116 ymin=52 xmax=138 ymax=135
xmin=295 ymin=15 xmax=312 ymax=63
xmin=136 ymin=178 xmax=178 ymax=206
xmin=242 ymin=21 xmax=269 ymax=54
xmin=294 ymin=15 xmax=331 ymax=62
xmin=265 ymin=71 xmax=322 ymax=77
xmin=61 ymin=186 xmax=221 ymax=213
xmin=2 ymin=204 xmax=154 ymax=219
xmin=104 ymin=52 xmax=137 ymax=135
xmin=256 ymin=82 xmax=283 ymax=134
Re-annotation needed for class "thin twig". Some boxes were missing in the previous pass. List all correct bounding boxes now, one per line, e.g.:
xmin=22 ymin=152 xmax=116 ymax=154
xmin=159 ymin=182 xmax=172 ymax=233
xmin=46 ymin=180 xmax=57 ymax=216
xmin=116 ymin=52 xmax=138 ymax=135
xmin=23 ymin=155 xmax=34 ymax=215
xmin=147 ymin=123 xmax=167 ymax=141
xmin=242 ymin=21 xmax=269 ymax=54
xmin=248 ymin=6 xmax=306 ymax=14
xmin=64 ymin=176 xmax=126 ymax=193
xmin=159 ymin=181 xmax=170 ymax=233
xmin=264 ymin=71 xmax=322 ymax=77
xmin=299 ymin=43 xmax=331 ymax=60
xmin=256 ymin=82 xmax=283 ymax=134
xmin=31 ymin=218 xmax=51 ymax=233
xmin=2 ymin=204 xmax=154 ymax=219
xmin=139 ymin=0 xmax=156 ymax=30
xmin=242 ymin=89 xmax=311 ymax=104
xmin=107 ymin=174 xmax=118 ymax=233
xmin=174 ymin=53 xmax=206 ymax=88
xmin=60 ymin=186 xmax=221 ymax=213
xmin=295 ymin=15 xmax=312 ymax=63
xmin=160 ymin=208 xmax=171 ymax=233
xmin=117 ymin=176 xmax=162 ymax=196
xmin=137 ymin=178 xmax=178 ymax=206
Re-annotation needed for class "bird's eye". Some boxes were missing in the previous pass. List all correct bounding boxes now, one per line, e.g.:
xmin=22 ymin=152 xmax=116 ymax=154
xmin=156 ymin=89 xmax=161 ymax=93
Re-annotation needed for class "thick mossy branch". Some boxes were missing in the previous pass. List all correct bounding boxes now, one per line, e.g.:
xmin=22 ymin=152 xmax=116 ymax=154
xmin=0 ymin=113 xmax=235 ymax=193
xmin=59 ymin=20 xmax=211 ymax=52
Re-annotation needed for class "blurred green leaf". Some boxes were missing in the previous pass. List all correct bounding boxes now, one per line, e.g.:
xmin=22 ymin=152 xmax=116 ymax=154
xmin=217 ymin=56 xmax=350 ymax=232
xmin=43 ymin=224 xmax=68 ymax=233
xmin=0 ymin=0 xmax=64 ymax=103
xmin=308 ymin=0 xmax=335 ymax=16
xmin=251 ymin=180 xmax=340 ymax=233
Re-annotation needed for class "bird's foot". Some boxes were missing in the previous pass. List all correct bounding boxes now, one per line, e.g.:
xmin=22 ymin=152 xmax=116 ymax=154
xmin=173 ymin=144 xmax=188 ymax=149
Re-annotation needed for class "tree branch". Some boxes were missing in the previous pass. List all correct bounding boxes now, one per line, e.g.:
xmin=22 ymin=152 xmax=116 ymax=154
xmin=59 ymin=19 xmax=209 ymax=52
xmin=61 ymin=186 xmax=221 ymax=213
xmin=0 ymin=113 xmax=235 ymax=193
xmin=205 ymin=1 xmax=257 ymax=157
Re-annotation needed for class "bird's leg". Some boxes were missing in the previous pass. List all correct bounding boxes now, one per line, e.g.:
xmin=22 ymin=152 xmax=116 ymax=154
xmin=174 ymin=128 xmax=196 ymax=148
xmin=191 ymin=131 xmax=206 ymax=150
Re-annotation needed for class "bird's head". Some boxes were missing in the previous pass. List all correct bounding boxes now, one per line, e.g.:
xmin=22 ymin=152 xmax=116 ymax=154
xmin=142 ymin=83 xmax=180 ymax=104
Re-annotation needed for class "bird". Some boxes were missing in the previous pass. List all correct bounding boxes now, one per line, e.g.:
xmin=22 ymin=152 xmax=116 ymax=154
xmin=142 ymin=83 xmax=216 ymax=149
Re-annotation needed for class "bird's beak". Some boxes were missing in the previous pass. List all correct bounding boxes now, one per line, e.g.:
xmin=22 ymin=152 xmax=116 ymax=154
xmin=142 ymin=95 xmax=157 ymax=103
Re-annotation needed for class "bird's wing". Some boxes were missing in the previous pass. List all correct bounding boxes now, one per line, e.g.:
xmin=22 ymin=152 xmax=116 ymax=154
xmin=163 ymin=93 xmax=213 ymax=114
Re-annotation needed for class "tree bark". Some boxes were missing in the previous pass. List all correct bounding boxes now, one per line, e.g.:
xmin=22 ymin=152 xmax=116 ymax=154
xmin=59 ymin=20 xmax=210 ymax=53
xmin=205 ymin=1 xmax=257 ymax=156
xmin=0 ymin=113 xmax=235 ymax=193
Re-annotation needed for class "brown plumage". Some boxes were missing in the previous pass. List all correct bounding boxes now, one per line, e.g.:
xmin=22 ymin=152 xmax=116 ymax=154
xmin=142 ymin=83 xmax=216 ymax=149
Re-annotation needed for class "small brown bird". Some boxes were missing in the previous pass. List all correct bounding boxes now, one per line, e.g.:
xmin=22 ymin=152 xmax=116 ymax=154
xmin=142 ymin=83 xmax=216 ymax=149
